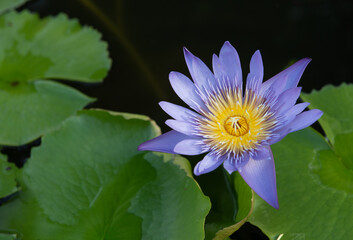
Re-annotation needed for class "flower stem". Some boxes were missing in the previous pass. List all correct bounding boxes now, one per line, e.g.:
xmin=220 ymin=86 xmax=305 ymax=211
xmin=222 ymin=168 xmax=238 ymax=221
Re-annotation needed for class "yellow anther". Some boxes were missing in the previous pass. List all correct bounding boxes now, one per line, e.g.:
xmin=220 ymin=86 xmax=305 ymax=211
xmin=224 ymin=116 xmax=249 ymax=137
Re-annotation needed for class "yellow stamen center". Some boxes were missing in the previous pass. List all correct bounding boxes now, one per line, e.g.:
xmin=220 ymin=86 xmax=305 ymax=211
xmin=224 ymin=115 xmax=249 ymax=136
xmin=197 ymin=88 xmax=277 ymax=156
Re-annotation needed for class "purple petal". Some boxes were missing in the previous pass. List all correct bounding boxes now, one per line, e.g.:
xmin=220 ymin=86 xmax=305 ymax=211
xmin=165 ymin=119 xmax=195 ymax=136
xmin=239 ymin=147 xmax=279 ymax=209
xmin=269 ymin=108 xmax=322 ymax=145
xmin=159 ymin=101 xmax=200 ymax=121
xmin=138 ymin=130 xmax=194 ymax=154
xmin=274 ymin=87 xmax=302 ymax=114
xmin=281 ymin=102 xmax=310 ymax=126
xmin=261 ymin=58 xmax=311 ymax=95
xmin=174 ymin=139 xmax=208 ymax=155
xmin=268 ymin=127 xmax=291 ymax=145
xmin=169 ymin=71 xmax=205 ymax=112
xmin=260 ymin=73 xmax=286 ymax=99
xmin=286 ymin=109 xmax=323 ymax=133
xmin=223 ymin=153 xmax=249 ymax=174
xmin=252 ymin=145 xmax=271 ymax=160
xmin=246 ymin=50 xmax=263 ymax=93
xmin=287 ymin=102 xmax=310 ymax=116
xmin=212 ymin=54 xmax=223 ymax=82
xmin=183 ymin=48 xmax=216 ymax=91
xmin=223 ymin=158 xmax=237 ymax=174
xmin=219 ymin=41 xmax=242 ymax=88
xmin=194 ymin=153 xmax=225 ymax=176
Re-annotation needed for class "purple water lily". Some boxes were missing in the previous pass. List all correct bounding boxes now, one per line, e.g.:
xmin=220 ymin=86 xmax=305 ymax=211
xmin=138 ymin=41 xmax=323 ymax=208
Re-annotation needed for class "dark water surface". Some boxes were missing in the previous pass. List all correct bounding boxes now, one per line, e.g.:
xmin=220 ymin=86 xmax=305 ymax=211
xmin=24 ymin=0 xmax=353 ymax=127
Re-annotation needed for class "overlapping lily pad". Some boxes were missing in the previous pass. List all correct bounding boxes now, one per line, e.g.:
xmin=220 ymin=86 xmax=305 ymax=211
xmin=301 ymin=83 xmax=353 ymax=143
xmin=0 ymin=153 xmax=17 ymax=198
xmin=0 ymin=11 xmax=111 ymax=145
xmin=248 ymin=84 xmax=353 ymax=239
xmin=0 ymin=0 xmax=27 ymax=14
xmin=0 ymin=233 xmax=17 ymax=240
xmin=0 ymin=110 xmax=210 ymax=239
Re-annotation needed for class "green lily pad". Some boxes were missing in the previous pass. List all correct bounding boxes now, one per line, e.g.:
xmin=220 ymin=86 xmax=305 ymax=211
xmin=248 ymin=84 xmax=353 ymax=239
xmin=0 ymin=10 xmax=111 ymax=83
xmin=0 ymin=233 xmax=17 ymax=240
xmin=301 ymin=83 xmax=353 ymax=144
xmin=0 ymin=10 xmax=111 ymax=145
xmin=0 ymin=80 xmax=93 ymax=145
xmin=0 ymin=153 xmax=18 ymax=198
xmin=0 ymin=110 xmax=210 ymax=240
xmin=0 ymin=0 xmax=27 ymax=14
xmin=129 ymin=153 xmax=211 ymax=240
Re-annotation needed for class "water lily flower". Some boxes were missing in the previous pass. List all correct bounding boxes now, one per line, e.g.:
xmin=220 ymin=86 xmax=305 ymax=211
xmin=138 ymin=41 xmax=323 ymax=208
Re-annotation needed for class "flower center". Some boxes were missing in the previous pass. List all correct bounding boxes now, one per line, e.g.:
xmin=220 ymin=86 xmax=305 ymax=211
xmin=224 ymin=115 xmax=249 ymax=137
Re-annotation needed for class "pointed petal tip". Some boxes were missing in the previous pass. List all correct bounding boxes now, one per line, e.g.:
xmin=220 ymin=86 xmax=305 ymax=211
xmin=303 ymin=57 xmax=312 ymax=63
xmin=311 ymin=109 xmax=324 ymax=122
xmin=194 ymin=153 xmax=225 ymax=176
xmin=193 ymin=162 xmax=202 ymax=176
xmin=137 ymin=142 xmax=149 ymax=151
xmin=158 ymin=101 xmax=166 ymax=108
xmin=223 ymin=40 xmax=233 ymax=48
xmin=183 ymin=47 xmax=193 ymax=56
xmin=223 ymin=40 xmax=230 ymax=46
xmin=221 ymin=41 xmax=236 ymax=51
xmin=295 ymin=57 xmax=312 ymax=68
xmin=265 ymin=195 xmax=279 ymax=209
xmin=223 ymin=159 xmax=237 ymax=174
xmin=317 ymin=109 xmax=324 ymax=116
xmin=225 ymin=168 xmax=235 ymax=174
xmin=169 ymin=71 xmax=181 ymax=79
xmin=168 ymin=71 xmax=176 ymax=80
xmin=264 ymin=192 xmax=279 ymax=209
xmin=137 ymin=131 xmax=192 ymax=154
xmin=239 ymin=150 xmax=279 ymax=209
xmin=165 ymin=119 xmax=172 ymax=126
xmin=174 ymin=139 xmax=207 ymax=155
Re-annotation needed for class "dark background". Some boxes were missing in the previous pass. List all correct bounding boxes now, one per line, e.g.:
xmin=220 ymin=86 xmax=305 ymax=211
xmin=17 ymin=0 xmax=353 ymax=239
xmin=22 ymin=0 xmax=353 ymax=129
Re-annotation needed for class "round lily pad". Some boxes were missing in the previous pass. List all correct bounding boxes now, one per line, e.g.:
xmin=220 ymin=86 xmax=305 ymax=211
xmin=0 ymin=0 xmax=27 ymax=14
xmin=0 ymin=110 xmax=210 ymax=240
xmin=0 ymin=11 xmax=111 ymax=145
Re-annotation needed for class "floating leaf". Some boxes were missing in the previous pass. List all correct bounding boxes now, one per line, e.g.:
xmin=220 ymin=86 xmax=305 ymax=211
xmin=0 ymin=0 xmax=27 ymax=14
xmin=129 ymin=153 xmax=211 ymax=240
xmin=0 ymin=233 xmax=17 ymax=240
xmin=0 ymin=10 xmax=111 ymax=83
xmin=249 ymin=84 xmax=353 ymax=239
xmin=0 ymin=153 xmax=18 ymax=199
xmin=0 ymin=110 xmax=210 ymax=240
xmin=301 ymin=83 xmax=353 ymax=143
xmin=0 ymin=80 xmax=93 ymax=145
xmin=0 ymin=11 xmax=111 ymax=145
